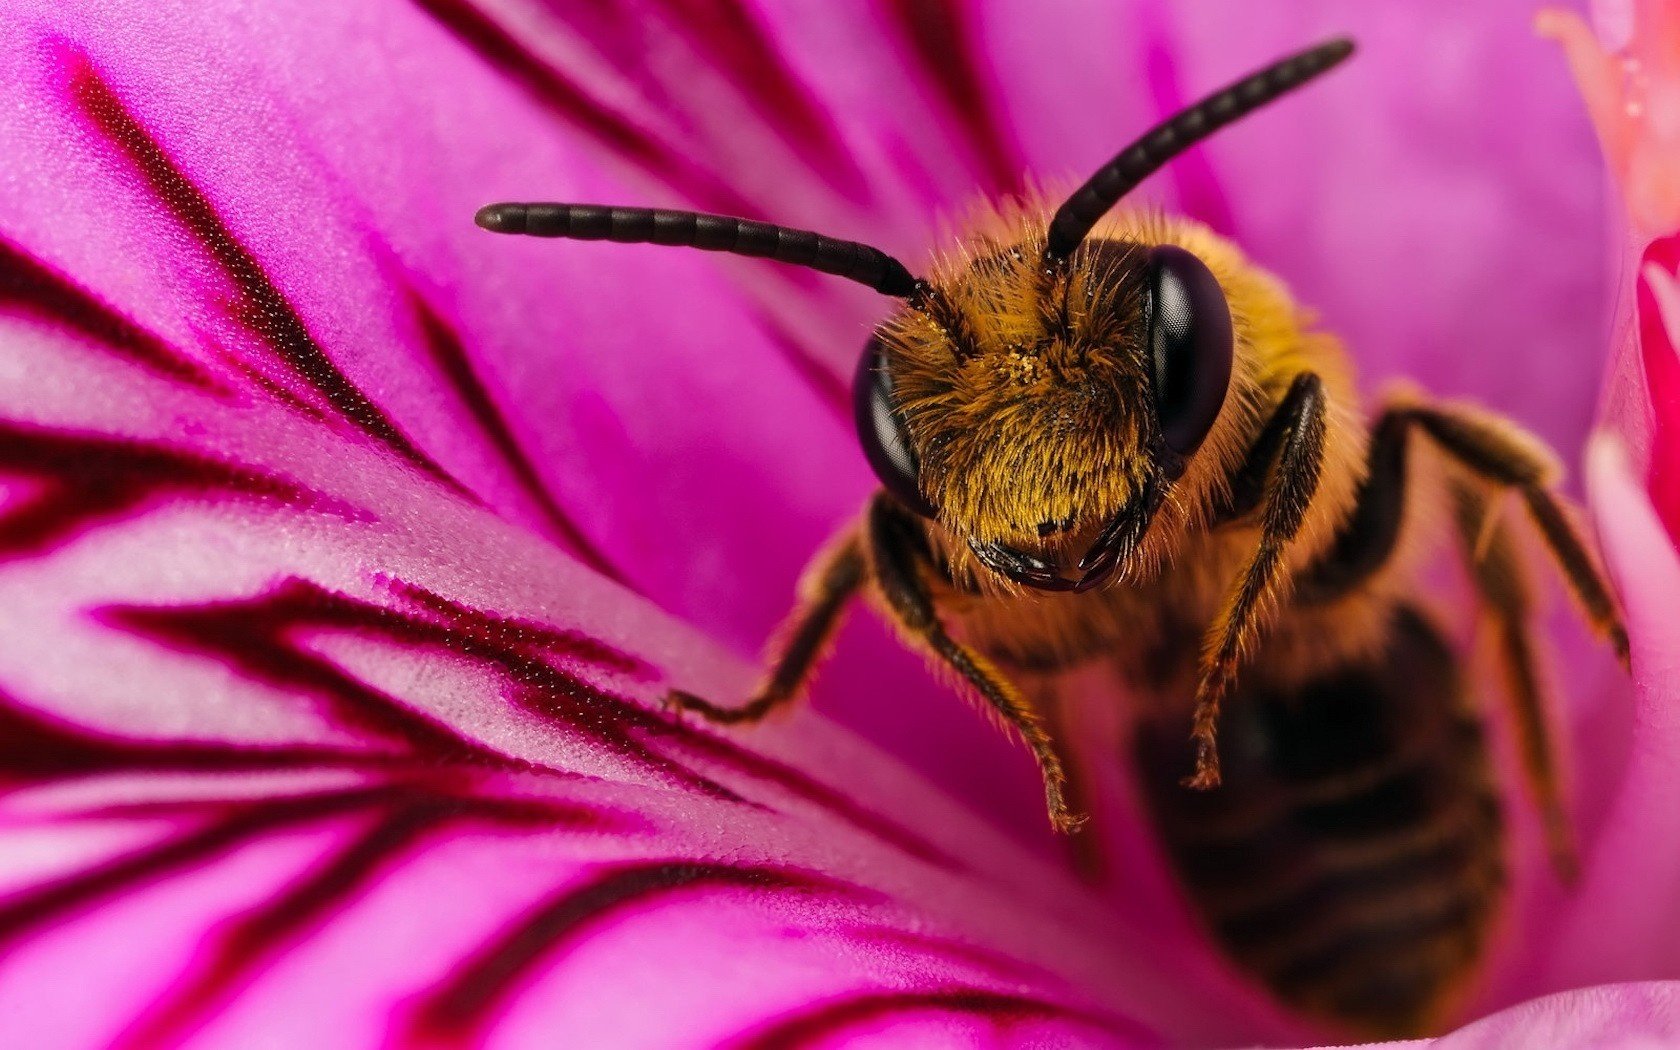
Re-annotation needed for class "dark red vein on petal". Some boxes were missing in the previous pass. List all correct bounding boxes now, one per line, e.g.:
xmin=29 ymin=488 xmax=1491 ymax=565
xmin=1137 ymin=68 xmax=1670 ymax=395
xmin=724 ymin=988 xmax=1153 ymax=1050
xmin=99 ymin=578 xmax=743 ymax=802
xmin=391 ymin=583 xmax=656 ymax=682
xmin=1139 ymin=12 xmax=1236 ymax=236
xmin=0 ymin=236 xmax=224 ymax=393
xmin=383 ymin=584 xmax=956 ymax=868
xmin=885 ymin=0 xmax=1023 ymax=197
xmin=757 ymin=314 xmax=850 ymax=417
xmin=112 ymin=806 xmax=447 ymax=1050
xmin=847 ymin=927 xmax=1056 ymax=986
xmin=378 ymin=584 xmax=949 ymax=863
xmin=651 ymin=0 xmax=869 ymax=200
xmin=0 ymin=422 xmax=364 ymax=560
xmin=98 ymin=576 xmax=948 ymax=858
xmin=0 ymin=690 xmax=404 ymax=784
xmin=670 ymin=728 xmax=955 ymax=870
xmin=406 ymin=292 xmax=628 ymax=586
xmin=403 ymin=861 xmax=873 ymax=1044
xmin=115 ymin=794 xmax=617 ymax=1050
xmin=0 ymin=784 xmax=408 ymax=953
xmin=98 ymin=588 xmax=518 ymax=768
xmin=59 ymin=46 xmax=466 ymax=495
xmin=411 ymin=0 xmax=757 ymax=216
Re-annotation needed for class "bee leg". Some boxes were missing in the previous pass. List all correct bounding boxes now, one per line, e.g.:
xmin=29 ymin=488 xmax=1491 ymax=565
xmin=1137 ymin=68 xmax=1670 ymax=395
xmin=1450 ymin=481 xmax=1579 ymax=881
xmin=1296 ymin=397 xmax=1624 ymax=664
xmin=668 ymin=527 xmax=866 ymax=724
xmin=867 ymin=495 xmax=1086 ymax=833
xmin=1029 ymin=675 xmax=1106 ymax=878
xmin=1400 ymin=401 xmax=1628 ymax=668
xmin=1189 ymin=373 xmax=1328 ymax=789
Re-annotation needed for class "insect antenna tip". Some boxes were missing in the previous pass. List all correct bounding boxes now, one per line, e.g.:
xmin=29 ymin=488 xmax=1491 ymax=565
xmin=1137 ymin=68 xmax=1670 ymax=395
xmin=474 ymin=203 xmax=526 ymax=234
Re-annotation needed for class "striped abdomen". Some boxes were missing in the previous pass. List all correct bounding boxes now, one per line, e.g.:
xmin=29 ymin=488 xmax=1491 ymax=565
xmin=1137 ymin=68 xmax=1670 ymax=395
xmin=1133 ymin=606 xmax=1505 ymax=1037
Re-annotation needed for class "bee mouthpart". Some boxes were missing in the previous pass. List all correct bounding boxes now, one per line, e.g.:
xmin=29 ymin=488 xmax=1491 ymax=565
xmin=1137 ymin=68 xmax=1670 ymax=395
xmin=970 ymin=478 xmax=1164 ymax=593
xmin=969 ymin=538 xmax=1120 ymax=593
xmin=1077 ymin=477 xmax=1165 ymax=577
xmin=970 ymin=541 xmax=1079 ymax=592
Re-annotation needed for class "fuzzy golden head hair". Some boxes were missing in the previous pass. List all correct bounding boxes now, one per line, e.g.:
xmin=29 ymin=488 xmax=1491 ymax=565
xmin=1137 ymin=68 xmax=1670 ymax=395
xmin=873 ymin=197 xmax=1305 ymax=588
xmin=882 ymin=200 xmax=1153 ymax=549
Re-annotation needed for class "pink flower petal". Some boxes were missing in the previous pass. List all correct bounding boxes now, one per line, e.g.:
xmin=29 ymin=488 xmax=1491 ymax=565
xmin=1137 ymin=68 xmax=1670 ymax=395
xmin=1363 ymin=981 xmax=1680 ymax=1048
xmin=1542 ymin=2 xmax=1680 ymax=541
xmin=1631 ymin=246 xmax=1680 ymax=554
xmin=0 ymin=244 xmax=1185 ymax=1047
xmin=1537 ymin=435 xmax=1680 ymax=987
xmin=1193 ymin=3 xmax=1609 ymax=459
xmin=1541 ymin=2 xmax=1680 ymax=239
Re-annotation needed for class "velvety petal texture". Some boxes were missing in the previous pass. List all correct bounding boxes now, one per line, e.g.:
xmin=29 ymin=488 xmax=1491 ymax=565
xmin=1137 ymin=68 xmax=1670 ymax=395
xmin=0 ymin=3 xmax=1196 ymax=1048
xmin=0 ymin=0 xmax=1669 ymax=1048
xmin=1525 ymin=0 xmax=1680 ymax=1003
xmin=1419 ymin=981 xmax=1680 ymax=1049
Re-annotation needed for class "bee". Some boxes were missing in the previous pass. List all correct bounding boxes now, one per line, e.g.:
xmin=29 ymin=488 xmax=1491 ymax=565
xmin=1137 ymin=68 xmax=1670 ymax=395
xmin=476 ymin=37 xmax=1628 ymax=1039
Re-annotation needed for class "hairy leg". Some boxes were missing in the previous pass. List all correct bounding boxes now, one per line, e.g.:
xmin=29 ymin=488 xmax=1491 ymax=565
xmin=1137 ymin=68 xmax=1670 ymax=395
xmin=1312 ymin=395 xmax=1627 ymax=664
xmin=1189 ymin=373 xmax=1328 ymax=788
xmin=669 ymin=527 xmax=866 ymax=723
xmin=1026 ymin=673 xmax=1106 ymax=876
xmin=868 ymin=495 xmax=1084 ymax=832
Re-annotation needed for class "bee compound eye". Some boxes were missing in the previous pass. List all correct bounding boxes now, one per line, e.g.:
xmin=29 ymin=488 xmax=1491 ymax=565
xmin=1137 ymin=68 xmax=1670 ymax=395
xmin=853 ymin=336 xmax=936 ymax=518
xmin=1146 ymin=245 xmax=1234 ymax=457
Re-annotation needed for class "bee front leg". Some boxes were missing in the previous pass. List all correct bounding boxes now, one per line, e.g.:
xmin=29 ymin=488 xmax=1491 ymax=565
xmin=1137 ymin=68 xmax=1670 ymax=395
xmin=866 ymin=495 xmax=1085 ymax=833
xmin=1189 ymin=372 xmax=1328 ymax=789
xmin=668 ymin=526 xmax=866 ymax=724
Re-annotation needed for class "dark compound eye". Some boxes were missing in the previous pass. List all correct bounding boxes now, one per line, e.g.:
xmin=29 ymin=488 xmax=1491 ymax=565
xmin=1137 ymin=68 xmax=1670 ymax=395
xmin=853 ymin=335 xmax=936 ymax=518
xmin=1145 ymin=244 xmax=1234 ymax=458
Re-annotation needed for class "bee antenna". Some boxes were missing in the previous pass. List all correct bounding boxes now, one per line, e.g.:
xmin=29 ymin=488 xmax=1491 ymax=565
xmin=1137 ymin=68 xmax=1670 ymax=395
xmin=476 ymin=203 xmax=922 ymax=298
xmin=1043 ymin=37 xmax=1355 ymax=263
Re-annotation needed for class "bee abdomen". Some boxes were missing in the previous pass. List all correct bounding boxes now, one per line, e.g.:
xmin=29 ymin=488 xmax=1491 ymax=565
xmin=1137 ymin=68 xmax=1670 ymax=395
xmin=1134 ymin=606 xmax=1504 ymax=1037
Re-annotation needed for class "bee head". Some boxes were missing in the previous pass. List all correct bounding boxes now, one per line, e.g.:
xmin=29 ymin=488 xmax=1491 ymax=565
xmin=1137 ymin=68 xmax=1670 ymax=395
xmin=857 ymin=209 xmax=1239 ymax=592
xmin=846 ymin=36 xmax=1353 ymax=593
xmin=475 ymin=37 xmax=1352 ymax=593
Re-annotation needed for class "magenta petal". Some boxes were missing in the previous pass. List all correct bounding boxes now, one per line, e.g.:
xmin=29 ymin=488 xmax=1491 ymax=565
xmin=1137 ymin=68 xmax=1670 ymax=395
xmin=1430 ymin=982 xmax=1680 ymax=1048
xmin=0 ymin=0 xmax=886 ymax=611
xmin=1538 ymin=436 xmax=1680 ymax=988
xmin=1542 ymin=1 xmax=1680 ymax=544
xmin=0 ymin=3 xmax=1199 ymax=1045
xmin=0 ymin=273 xmax=1185 ymax=1045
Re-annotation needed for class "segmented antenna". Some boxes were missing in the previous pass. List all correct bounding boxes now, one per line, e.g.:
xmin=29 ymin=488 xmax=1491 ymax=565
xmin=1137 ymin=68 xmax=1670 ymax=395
xmin=1044 ymin=37 xmax=1355 ymax=262
xmin=475 ymin=203 xmax=921 ymax=298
